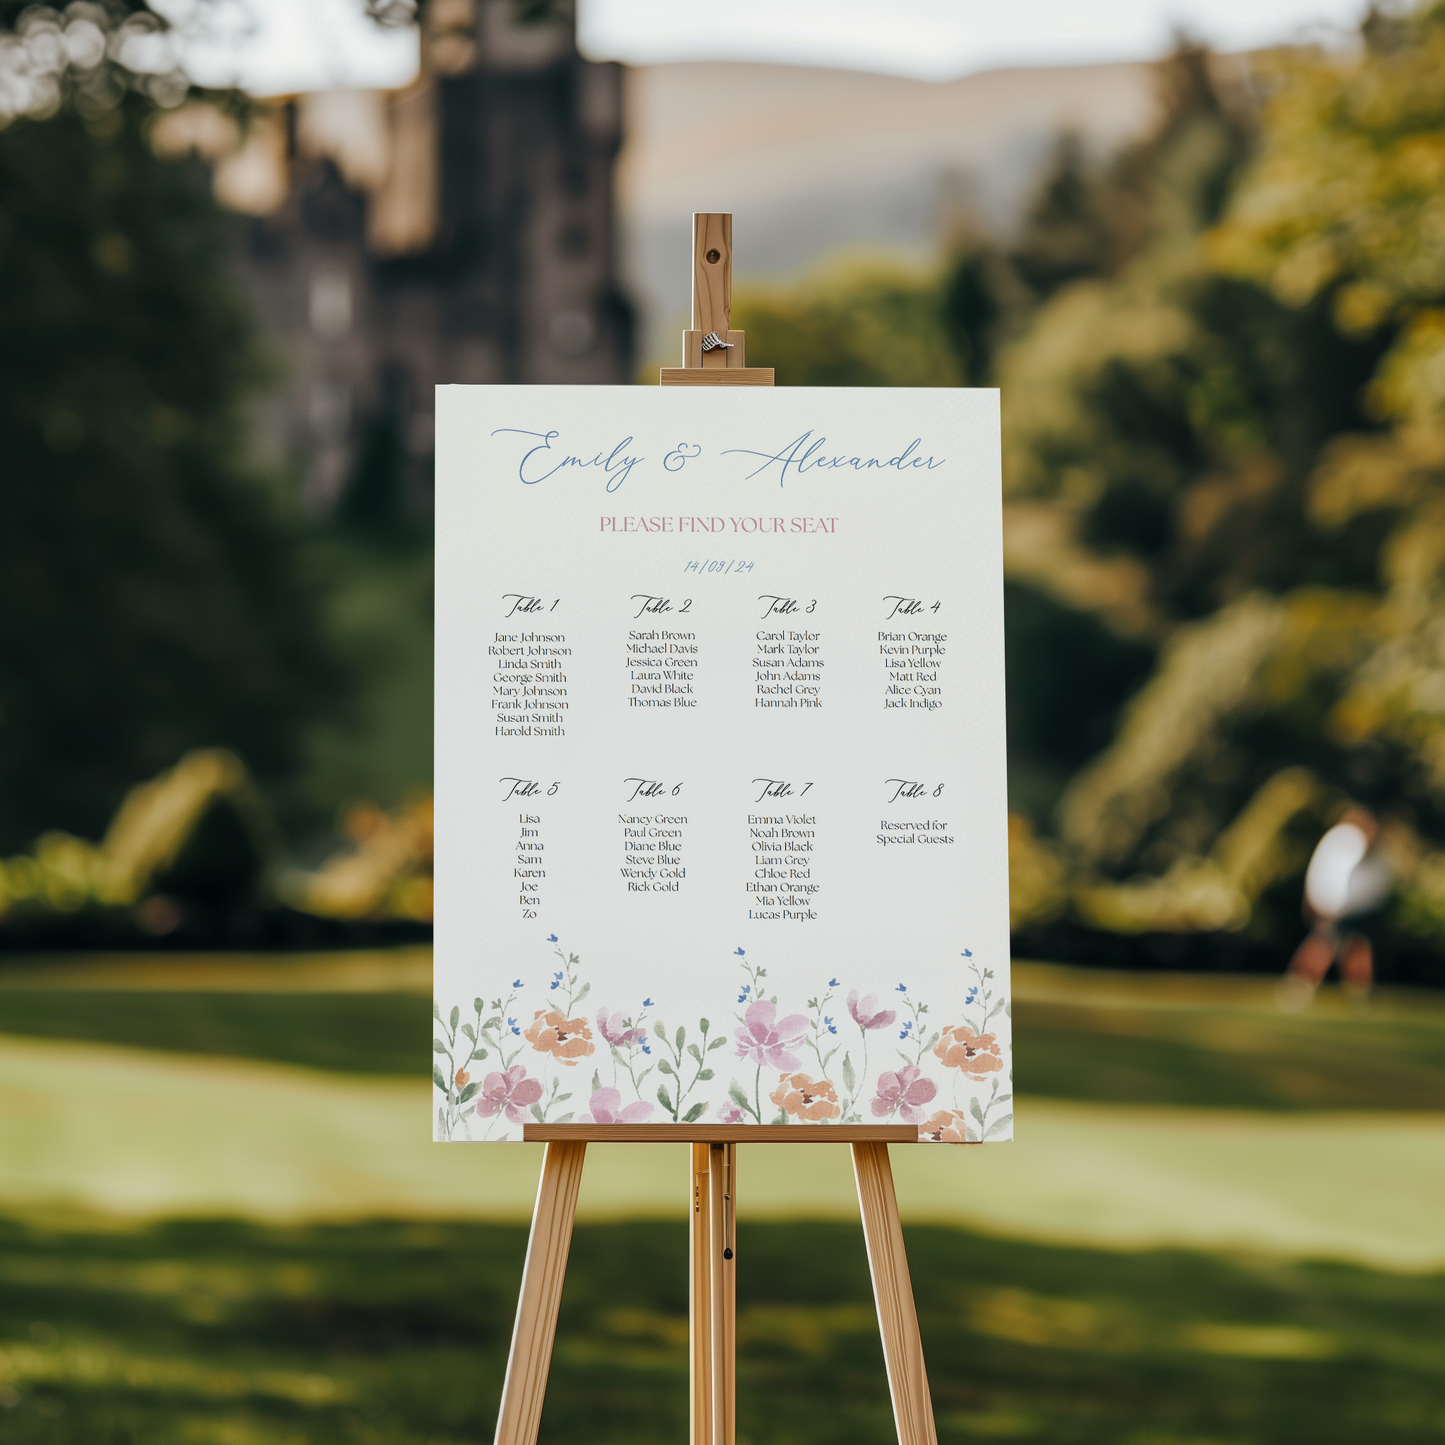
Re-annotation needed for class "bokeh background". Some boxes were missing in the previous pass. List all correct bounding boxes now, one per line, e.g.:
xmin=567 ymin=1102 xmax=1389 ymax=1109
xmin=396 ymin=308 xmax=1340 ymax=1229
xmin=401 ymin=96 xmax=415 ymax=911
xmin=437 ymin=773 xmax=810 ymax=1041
xmin=1 ymin=1 xmax=1444 ymax=1442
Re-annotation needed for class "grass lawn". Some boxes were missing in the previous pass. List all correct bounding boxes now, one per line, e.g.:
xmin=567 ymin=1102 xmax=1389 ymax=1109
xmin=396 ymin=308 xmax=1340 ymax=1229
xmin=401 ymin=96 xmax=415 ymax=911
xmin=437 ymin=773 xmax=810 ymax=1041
xmin=2 ymin=1215 xmax=1445 ymax=1445
xmin=1 ymin=954 xmax=1443 ymax=1442
xmin=0 ymin=991 xmax=426 ymax=1076
xmin=4 ymin=1033 xmax=1443 ymax=1267
xmin=1013 ymin=962 xmax=1445 ymax=1110
xmin=3 ymin=955 xmax=1444 ymax=1106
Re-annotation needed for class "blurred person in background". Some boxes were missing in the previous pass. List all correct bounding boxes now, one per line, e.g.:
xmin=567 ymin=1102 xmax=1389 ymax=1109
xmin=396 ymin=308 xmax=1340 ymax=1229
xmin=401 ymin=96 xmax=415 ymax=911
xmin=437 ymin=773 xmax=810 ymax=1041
xmin=1281 ymin=808 xmax=1391 ymax=1008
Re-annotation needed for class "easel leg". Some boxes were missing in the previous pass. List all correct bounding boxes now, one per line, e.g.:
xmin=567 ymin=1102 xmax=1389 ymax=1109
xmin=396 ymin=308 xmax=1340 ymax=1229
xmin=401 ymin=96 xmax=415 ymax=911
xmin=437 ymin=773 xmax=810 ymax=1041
xmin=720 ymin=1143 xmax=736 ymax=1445
xmin=710 ymin=1143 xmax=736 ymax=1445
xmin=493 ymin=1140 xmax=587 ymax=1445
xmin=691 ymin=1142 xmax=737 ymax=1445
xmin=851 ymin=1142 xmax=938 ymax=1445
xmin=690 ymin=1143 xmax=713 ymax=1445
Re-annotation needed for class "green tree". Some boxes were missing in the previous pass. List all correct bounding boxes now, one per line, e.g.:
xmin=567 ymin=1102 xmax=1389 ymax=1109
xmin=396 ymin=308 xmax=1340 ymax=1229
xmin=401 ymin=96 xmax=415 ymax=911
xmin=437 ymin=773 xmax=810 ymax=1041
xmin=998 ymin=47 xmax=1390 ymax=899
xmin=0 ymin=93 xmax=341 ymax=850
xmin=994 ymin=9 xmax=1445 ymax=980
xmin=997 ymin=38 xmax=1377 ymax=625
xmin=1009 ymin=132 xmax=1115 ymax=300
xmin=735 ymin=260 xmax=962 ymax=387
xmin=936 ymin=44 xmax=1257 ymax=394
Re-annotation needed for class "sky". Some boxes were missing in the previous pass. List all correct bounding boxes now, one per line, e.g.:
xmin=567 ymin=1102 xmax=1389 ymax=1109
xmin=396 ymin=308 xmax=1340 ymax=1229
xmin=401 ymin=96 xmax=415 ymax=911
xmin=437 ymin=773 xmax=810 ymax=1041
xmin=577 ymin=0 xmax=1372 ymax=81
xmin=154 ymin=0 xmax=418 ymax=95
xmin=167 ymin=0 xmax=1373 ymax=96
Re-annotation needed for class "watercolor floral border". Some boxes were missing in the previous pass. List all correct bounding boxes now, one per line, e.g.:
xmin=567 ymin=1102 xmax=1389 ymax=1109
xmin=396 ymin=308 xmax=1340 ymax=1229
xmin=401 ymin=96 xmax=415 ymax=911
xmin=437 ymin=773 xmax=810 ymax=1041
xmin=433 ymin=938 xmax=1011 ymax=1143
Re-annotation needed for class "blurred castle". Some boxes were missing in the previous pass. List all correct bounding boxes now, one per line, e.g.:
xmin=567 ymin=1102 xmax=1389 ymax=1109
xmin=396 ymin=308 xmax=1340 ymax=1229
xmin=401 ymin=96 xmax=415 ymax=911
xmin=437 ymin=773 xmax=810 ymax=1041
xmin=158 ymin=0 xmax=630 ymax=515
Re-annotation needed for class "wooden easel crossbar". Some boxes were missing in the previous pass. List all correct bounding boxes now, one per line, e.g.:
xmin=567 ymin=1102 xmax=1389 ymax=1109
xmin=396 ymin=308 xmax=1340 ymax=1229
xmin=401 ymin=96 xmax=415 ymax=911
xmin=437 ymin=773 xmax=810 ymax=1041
xmin=488 ymin=216 xmax=938 ymax=1445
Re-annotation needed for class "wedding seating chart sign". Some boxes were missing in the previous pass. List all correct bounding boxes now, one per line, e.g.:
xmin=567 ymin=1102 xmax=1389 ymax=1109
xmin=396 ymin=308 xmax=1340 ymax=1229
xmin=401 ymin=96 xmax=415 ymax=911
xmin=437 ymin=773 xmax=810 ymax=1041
xmin=433 ymin=386 xmax=1011 ymax=1143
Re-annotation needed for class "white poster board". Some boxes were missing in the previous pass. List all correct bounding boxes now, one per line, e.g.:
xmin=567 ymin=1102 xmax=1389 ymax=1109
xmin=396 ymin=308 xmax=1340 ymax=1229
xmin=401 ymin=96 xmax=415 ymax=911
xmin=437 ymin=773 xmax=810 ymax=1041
xmin=433 ymin=386 xmax=1011 ymax=1143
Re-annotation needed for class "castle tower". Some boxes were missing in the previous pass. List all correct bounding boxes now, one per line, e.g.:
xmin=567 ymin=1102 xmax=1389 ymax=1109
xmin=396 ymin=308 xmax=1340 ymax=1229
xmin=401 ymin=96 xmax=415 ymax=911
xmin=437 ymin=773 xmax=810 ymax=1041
xmin=235 ymin=0 xmax=631 ymax=516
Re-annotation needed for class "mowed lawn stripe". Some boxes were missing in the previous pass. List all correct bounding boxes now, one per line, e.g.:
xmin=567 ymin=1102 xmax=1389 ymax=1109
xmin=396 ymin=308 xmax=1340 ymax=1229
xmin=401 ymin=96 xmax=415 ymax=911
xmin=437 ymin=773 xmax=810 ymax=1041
xmin=2 ymin=1034 xmax=1443 ymax=1269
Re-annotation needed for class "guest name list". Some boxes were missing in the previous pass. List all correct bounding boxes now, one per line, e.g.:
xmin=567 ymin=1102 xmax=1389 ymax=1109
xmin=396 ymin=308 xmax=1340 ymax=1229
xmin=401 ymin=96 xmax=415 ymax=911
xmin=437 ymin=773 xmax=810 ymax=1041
xmin=435 ymin=384 xmax=1010 ymax=1140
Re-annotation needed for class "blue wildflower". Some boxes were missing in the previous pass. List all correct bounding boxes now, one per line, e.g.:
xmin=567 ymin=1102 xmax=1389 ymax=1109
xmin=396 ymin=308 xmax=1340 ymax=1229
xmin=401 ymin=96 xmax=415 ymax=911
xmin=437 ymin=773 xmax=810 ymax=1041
xmin=737 ymin=983 xmax=751 ymax=1002
xmin=642 ymin=997 xmax=653 ymax=1008
xmin=899 ymin=1021 xmax=913 ymax=1040
xmin=734 ymin=947 xmax=746 ymax=956
xmin=896 ymin=983 xmax=908 ymax=992
xmin=512 ymin=979 xmax=523 ymax=988
xmin=824 ymin=1016 xmax=837 ymax=1035
xmin=547 ymin=934 xmax=558 ymax=943
xmin=962 ymin=948 xmax=973 ymax=957
xmin=641 ymin=1039 xmax=651 ymax=1054
xmin=507 ymin=1018 xmax=520 ymax=1036
xmin=828 ymin=977 xmax=839 ymax=987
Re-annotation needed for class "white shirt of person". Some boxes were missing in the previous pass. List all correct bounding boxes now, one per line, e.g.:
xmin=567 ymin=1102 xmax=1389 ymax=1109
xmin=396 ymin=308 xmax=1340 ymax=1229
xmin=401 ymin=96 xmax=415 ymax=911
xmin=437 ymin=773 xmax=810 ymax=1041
xmin=1303 ymin=822 xmax=1391 ymax=924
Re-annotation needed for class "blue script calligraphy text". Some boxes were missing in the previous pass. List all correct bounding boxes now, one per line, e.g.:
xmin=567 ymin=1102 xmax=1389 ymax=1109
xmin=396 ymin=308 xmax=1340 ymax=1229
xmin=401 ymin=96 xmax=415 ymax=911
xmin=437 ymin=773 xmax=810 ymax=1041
xmin=492 ymin=429 xmax=645 ymax=492
xmin=721 ymin=433 xmax=944 ymax=487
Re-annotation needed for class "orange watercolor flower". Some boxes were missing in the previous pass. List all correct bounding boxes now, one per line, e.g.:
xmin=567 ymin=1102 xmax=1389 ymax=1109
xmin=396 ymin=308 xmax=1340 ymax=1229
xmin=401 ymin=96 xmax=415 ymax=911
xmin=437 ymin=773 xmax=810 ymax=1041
xmin=918 ymin=1110 xmax=970 ymax=1144
xmin=454 ymin=1068 xmax=471 ymax=1089
xmin=525 ymin=1008 xmax=595 ymax=1065
xmin=770 ymin=1072 xmax=842 ymax=1123
xmin=934 ymin=1024 xmax=1003 ymax=1078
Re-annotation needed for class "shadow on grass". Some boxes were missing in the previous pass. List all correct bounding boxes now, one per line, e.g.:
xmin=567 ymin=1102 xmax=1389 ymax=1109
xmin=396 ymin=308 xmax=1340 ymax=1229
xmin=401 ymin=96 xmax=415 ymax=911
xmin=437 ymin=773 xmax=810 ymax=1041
xmin=0 ymin=992 xmax=430 ymax=1076
xmin=6 ymin=984 xmax=1445 ymax=1110
xmin=1 ymin=1217 xmax=1442 ymax=1444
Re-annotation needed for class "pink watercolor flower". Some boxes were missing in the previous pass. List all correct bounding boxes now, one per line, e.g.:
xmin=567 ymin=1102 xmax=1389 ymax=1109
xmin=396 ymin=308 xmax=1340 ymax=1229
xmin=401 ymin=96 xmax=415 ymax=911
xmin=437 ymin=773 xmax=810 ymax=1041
xmin=578 ymin=1087 xmax=654 ymax=1124
xmin=716 ymin=1103 xmax=745 ymax=1124
xmin=734 ymin=999 xmax=808 ymax=1070
xmin=870 ymin=1065 xmax=938 ymax=1123
xmin=847 ymin=990 xmax=897 ymax=1032
xmin=595 ymin=1007 xmax=644 ymax=1048
xmin=475 ymin=1066 xmax=544 ymax=1125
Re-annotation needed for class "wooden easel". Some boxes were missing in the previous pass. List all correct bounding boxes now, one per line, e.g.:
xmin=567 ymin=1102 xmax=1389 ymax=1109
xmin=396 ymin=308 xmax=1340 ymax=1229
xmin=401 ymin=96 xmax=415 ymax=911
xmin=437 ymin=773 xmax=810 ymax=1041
xmin=490 ymin=215 xmax=939 ymax=1445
